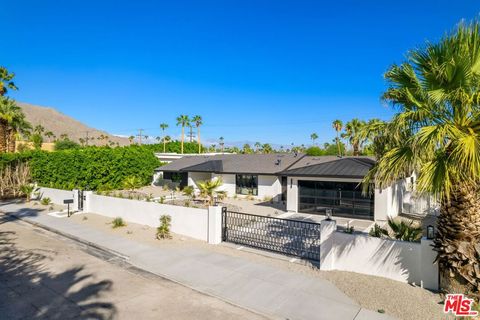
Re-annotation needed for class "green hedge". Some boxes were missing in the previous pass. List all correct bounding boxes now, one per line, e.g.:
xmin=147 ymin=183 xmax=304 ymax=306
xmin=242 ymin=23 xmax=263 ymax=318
xmin=0 ymin=146 xmax=162 ymax=191
xmin=29 ymin=146 xmax=161 ymax=190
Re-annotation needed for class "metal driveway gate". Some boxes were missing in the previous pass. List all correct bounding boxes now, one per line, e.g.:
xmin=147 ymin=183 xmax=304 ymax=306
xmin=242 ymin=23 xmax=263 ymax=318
xmin=222 ymin=208 xmax=321 ymax=261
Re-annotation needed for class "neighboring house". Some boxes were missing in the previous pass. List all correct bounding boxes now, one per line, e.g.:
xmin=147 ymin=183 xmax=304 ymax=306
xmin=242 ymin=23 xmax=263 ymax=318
xmin=155 ymin=153 xmax=405 ymax=222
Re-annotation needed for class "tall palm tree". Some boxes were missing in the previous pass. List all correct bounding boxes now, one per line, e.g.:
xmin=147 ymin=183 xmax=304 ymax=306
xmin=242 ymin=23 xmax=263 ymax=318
xmin=341 ymin=118 xmax=365 ymax=156
xmin=365 ymin=21 xmax=480 ymax=296
xmin=192 ymin=115 xmax=203 ymax=153
xmin=176 ymin=115 xmax=190 ymax=154
xmin=160 ymin=123 xmax=169 ymax=153
xmin=219 ymin=137 xmax=225 ymax=153
xmin=262 ymin=143 xmax=272 ymax=154
xmin=128 ymin=135 xmax=135 ymax=144
xmin=310 ymin=133 xmax=318 ymax=145
xmin=332 ymin=119 xmax=343 ymax=156
xmin=44 ymin=131 xmax=54 ymax=143
xmin=0 ymin=67 xmax=18 ymax=96
xmin=0 ymin=97 xmax=30 ymax=153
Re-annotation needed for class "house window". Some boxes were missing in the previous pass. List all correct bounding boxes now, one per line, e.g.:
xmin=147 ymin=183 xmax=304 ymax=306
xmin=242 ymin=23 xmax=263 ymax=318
xmin=236 ymin=174 xmax=258 ymax=196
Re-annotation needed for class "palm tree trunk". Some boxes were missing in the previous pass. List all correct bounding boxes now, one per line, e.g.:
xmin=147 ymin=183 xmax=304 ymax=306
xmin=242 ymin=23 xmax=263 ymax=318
xmin=0 ymin=121 xmax=7 ymax=153
xmin=181 ymin=126 xmax=184 ymax=154
xmin=353 ymin=143 xmax=359 ymax=156
xmin=435 ymin=183 xmax=480 ymax=297
xmin=162 ymin=129 xmax=166 ymax=153
xmin=336 ymin=132 xmax=341 ymax=156
xmin=7 ymin=129 xmax=16 ymax=153
xmin=197 ymin=127 xmax=201 ymax=154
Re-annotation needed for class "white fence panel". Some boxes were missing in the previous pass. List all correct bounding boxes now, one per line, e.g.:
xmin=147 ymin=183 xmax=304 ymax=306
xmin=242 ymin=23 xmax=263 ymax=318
xmin=86 ymin=194 xmax=209 ymax=241
xmin=38 ymin=187 xmax=74 ymax=205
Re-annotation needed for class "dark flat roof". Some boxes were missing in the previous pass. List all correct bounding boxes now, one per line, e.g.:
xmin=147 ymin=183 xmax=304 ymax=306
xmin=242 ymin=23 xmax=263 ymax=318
xmin=281 ymin=156 xmax=375 ymax=179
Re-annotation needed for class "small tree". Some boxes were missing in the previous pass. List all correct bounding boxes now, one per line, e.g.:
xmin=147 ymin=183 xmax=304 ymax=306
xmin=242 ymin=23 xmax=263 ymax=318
xmin=123 ymin=176 xmax=142 ymax=192
xmin=156 ymin=215 xmax=172 ymax=239
xmin=197 ymin=178 xmax=223 ymax=205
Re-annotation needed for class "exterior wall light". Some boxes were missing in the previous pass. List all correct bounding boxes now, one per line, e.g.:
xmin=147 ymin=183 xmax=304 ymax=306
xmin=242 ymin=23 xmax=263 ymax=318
xmin=426 ymin=225 xmax=435 ymax=240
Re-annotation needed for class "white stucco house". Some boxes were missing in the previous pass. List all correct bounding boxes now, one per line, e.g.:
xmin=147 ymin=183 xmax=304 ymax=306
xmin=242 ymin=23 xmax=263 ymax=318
xmin=155 ymin=153 xmax=407 ymax=222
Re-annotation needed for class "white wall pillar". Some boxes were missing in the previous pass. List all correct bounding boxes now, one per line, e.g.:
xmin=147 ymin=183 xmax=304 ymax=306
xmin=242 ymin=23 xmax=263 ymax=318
xmin=319 ymin=219 xmax=336 ymax=270
xmin=420 ymin=238 xmax=439 ymax=290
xmin=208 ymin=206 xmax=223 ymax=244
xmin=83 ymin=191 xmax=93 ymax=213
xmin=72 ymin=189 xmax=79 ymax=211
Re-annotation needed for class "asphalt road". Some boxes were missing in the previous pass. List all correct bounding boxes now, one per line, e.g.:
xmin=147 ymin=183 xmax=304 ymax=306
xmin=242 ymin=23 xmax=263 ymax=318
xmin=0 ymin=216 xmax=267 ymax=320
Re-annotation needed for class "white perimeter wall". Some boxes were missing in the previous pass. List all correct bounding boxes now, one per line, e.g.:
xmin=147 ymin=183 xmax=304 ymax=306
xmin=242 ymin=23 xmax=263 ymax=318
xmin=320 ymin=220 xmax=438 ymax=289
xmin=85 ymin=194 xmax=209 ymax=241
xmin=38 ymin=187 xmax=75 ymax=205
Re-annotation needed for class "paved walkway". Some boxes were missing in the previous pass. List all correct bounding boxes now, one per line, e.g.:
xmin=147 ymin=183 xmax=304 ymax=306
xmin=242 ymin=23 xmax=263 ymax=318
xmin=0 ymin=201 xmax=393 ymax=320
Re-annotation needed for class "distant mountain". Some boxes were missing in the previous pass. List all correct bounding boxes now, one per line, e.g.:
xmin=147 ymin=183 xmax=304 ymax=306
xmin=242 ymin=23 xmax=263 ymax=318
xmin=18 ymin=102 xmax=129 ymax=146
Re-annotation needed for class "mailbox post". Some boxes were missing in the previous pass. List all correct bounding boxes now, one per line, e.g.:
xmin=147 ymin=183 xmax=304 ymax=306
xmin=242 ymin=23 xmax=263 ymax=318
xmin=64 ymin=199 xmax=74 ymax=217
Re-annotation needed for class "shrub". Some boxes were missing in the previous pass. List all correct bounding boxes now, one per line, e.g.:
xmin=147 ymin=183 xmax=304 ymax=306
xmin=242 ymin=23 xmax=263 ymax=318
xmin=54 ymin=139 xmax=80 ymax=151
xmin=369 ymin=223 xmax=388 ymax=238
xmin=182 ymin=185 xmax=194 ymax=198
xmin=156 ymin=215 xmax=172 ymax=239
xmin=40 ymin=197 xmax=52 ymax=205
xmin=19 ymin=184 xmax=36 ymax=202
xmin=387 ymin=218 xmax=422 ymax=242
xmin=112 ymin=217 xmax=126 ymax=228
xmin=123 ymin=176 xmax=143 ymax=191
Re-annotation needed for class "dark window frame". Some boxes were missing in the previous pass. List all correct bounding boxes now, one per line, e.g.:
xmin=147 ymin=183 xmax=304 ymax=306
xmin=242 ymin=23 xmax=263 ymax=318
xmin=235 ymin=174 xmax=258 ymax=196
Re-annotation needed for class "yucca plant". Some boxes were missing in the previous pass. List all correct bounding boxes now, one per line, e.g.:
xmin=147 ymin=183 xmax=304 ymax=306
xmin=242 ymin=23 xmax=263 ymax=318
xmin=40 ymin=197 xmax=51 ymax=206
xmin=156 ymin=215 xmax=172 ymax=239
xmin=123 ymin=176 xmax=142 ymax=192
xmin=364 ymin=20 xmax=480 ymax=296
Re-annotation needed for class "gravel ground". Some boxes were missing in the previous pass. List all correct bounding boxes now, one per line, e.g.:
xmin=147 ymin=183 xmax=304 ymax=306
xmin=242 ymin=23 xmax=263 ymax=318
xmin=69 ymin=212 xmax=446 ymax=320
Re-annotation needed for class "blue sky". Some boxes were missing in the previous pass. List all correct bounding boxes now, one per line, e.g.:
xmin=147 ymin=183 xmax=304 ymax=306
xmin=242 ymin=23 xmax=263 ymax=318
xmin=2 ymin=1 xmax=479 ymax=146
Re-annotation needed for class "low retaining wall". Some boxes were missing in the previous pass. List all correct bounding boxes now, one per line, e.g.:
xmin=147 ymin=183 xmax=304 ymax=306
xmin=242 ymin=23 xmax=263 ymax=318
xmin=320 ymin=220 xmax=438 ymax=290
xmin=85 ymin=193 xmax=210 ymax=241
xmin=38 ymin=187 xmax=75 ymax=205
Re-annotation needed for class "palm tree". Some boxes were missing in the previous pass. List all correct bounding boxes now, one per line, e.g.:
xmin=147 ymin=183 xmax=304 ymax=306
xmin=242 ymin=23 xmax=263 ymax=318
xmin=359 ymin=118 xmax=389 ymax=158
xmin=128 ymin=135 xmax=135 ymax=144
xmin=242 ymin=143 xmax=252 ymax=154
xmin=365 ymin=21 xmax=480 ymax=296
xmin=332 ymin=120 xmax=343 ymax=156
xmin=261 ymin=143 xmax=273 ymax=154
xmin=33 ymin=124 xmax=45 ymax=136
xmin=0 ymin=67 xmax=18 ymax=96
xmin=341 ymin=118 xmax=365 ymax=156
xmin=219 ymin=137 xmax=225 ymax=153
xmin=44 ymin=131 xmax=54 ymax=142
xmin=0 ymin=97 xmax=30 ymax=153
xmin=176 ymin=115 xmax=190 ymax=154
xmin=192 ymin=115 xmax=202 ymax=153
xmin=310 ymin=133 xmax=318 ymax=145
xmin=197 ymin=178 xmax=223 ymax=205
xmin=160 ymin=123 xmax=168 ymax=152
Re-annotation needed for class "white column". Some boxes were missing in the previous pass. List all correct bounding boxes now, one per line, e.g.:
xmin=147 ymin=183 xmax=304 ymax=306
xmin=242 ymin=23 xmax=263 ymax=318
xmin=208 ymin=206 xmax=223 ymax=244
xmin=420 ymin=237 xmax=439 ymax=290
xmin=83 ymin=191 xmax=93 ymax=213
xmin=72 ymin=189 xmax=79 ymax=211
xmin=320 ymin=219 xmax=336 ymax=270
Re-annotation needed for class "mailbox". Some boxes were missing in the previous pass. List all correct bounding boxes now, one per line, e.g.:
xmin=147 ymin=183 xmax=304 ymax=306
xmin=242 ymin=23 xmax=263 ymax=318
xmin=64 ymin=199 xmax=74 ymax=217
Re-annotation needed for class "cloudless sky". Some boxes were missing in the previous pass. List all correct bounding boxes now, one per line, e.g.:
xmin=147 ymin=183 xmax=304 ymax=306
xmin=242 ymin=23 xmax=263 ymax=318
xmin=2 ymin=1 xmax=479 ymax=146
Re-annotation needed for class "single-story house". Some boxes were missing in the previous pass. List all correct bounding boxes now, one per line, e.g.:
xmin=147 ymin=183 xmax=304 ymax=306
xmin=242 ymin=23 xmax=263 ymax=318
xmin=155 ymin=153 xmax=403 ymax=221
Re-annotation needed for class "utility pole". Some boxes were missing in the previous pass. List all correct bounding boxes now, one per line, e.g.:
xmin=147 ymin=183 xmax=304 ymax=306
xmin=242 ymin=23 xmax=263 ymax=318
xmin=137 ymin=129 xmax=144 ymax=145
